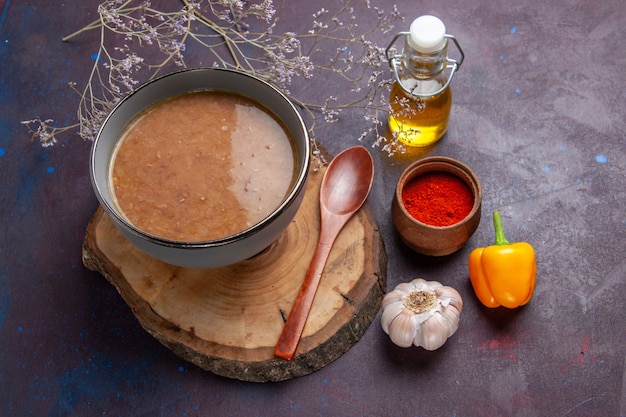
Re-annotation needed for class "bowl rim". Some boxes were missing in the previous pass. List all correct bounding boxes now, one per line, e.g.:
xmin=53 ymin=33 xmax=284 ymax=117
xmin=90 ymin=67 xmax=311 ymax=249
xmin=394 ymin=156 xmax=482 ymax=230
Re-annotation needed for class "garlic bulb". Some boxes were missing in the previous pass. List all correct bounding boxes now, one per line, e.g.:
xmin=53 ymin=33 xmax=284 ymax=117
xmin=381 ymin=278 xmax=463 ymax=350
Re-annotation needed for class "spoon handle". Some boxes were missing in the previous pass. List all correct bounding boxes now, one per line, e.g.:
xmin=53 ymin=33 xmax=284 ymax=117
xmin=274 ymin=220 xmax=343 ymax=360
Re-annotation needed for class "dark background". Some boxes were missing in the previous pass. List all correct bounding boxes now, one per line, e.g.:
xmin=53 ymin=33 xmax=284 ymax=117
xmin=1 ymin=0 xmax=625 ymax=416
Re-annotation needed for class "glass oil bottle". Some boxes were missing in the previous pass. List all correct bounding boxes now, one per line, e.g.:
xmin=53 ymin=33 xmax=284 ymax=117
xmin=386 ymin=15 xmax=464 ymax=147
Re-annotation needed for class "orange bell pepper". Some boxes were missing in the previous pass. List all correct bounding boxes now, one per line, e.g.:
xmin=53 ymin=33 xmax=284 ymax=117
xmin=469 ymin=210 xmax=536 ymax=308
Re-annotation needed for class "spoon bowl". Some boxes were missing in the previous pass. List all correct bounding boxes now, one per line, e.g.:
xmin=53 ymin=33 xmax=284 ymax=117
xmin=321 ymin=147 xmax=375 ymax=215
xmin=274 ymin=146 xmax=374 ymax=360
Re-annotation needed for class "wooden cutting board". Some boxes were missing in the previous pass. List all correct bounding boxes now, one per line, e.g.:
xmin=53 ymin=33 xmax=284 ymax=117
xmin=82 ymin=161 xmax=387 ymax=382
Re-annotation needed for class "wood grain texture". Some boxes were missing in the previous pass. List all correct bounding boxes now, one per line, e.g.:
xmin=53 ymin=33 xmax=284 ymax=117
xmin=82 ymin=163 xmax=387 ymax=382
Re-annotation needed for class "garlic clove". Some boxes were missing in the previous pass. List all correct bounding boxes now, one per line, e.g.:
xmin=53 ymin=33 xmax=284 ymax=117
xmin=405 ymin=278 xmax=435 ymax=293
xmin=414 ymin=315 xmax=448 ymax=351
xmin=436 ymin=286 xmax=464 ymax=312
xmin=437 ymin=305 xmax=461 ymax=337
xmin=380 ymin=299 xmax=404 ymax=334
xmin=387 ymin=309 xmax=417 ymax=348
xmin=421 ymin=279 xmax=443 ymax=292
xmin=393 ymin=281 xmax=418 ymax=295
xmin=382 ymin=290 xmax=404 ymax=308
xmin=412 ymin=308 xmax=437 ymax=326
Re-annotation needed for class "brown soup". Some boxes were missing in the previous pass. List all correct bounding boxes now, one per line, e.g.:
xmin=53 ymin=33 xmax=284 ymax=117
xmin=110 ymin=91 xmax=297 ymax=242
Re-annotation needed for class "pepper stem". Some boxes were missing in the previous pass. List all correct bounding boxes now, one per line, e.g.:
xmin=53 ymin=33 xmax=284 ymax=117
xmin=493 ymin=210 xmax=511 ymax=246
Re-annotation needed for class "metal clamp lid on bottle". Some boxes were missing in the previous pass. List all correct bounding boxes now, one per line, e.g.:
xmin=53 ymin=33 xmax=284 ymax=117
xmin=385 ymin=15 xmax=465 ymax=98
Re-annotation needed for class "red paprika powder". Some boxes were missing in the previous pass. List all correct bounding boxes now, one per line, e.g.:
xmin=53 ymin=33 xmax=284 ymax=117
xmin=402 ymin=171 xmax=474 ymax=227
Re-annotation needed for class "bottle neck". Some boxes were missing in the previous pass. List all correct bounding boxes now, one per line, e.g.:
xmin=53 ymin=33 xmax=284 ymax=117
xmin=403 ymin=38 xmax=448 ymax=78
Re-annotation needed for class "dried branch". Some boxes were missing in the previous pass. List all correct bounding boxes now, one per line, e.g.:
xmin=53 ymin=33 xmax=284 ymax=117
xmin=22 ymin=0 xmax=407 ymax=155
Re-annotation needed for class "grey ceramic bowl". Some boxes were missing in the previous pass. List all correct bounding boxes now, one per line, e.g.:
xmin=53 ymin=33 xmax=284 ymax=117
xmin=90 ymin=68 xmax=310 ymax=268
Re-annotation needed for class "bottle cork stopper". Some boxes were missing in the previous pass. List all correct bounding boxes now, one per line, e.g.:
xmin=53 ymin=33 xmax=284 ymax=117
xmin=409 ymin=15 xmax=447 ymax=53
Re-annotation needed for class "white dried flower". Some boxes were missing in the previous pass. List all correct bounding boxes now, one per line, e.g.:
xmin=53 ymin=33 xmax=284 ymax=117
xmin=24 ymin=0 xmax=406 ymax=155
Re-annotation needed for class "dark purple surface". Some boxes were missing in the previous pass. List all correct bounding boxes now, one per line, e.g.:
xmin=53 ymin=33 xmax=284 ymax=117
xmin=1 ymin=0 xmax=625 ymax=416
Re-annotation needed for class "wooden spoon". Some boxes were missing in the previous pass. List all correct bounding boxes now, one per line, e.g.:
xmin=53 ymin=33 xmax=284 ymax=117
xmin=274 ymin=146 xmax=375 ymax=360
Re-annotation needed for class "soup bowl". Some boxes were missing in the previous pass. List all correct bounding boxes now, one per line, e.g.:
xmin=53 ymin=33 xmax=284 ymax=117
xmin=90 ymin=68 xmax=310 ymax=268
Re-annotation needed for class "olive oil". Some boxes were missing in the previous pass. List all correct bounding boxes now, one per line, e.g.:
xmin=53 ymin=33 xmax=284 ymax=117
xmin=388 ymin=78 xmax=452 ymax=147
xmin=385 ymin=15 xmax=463 ymax=148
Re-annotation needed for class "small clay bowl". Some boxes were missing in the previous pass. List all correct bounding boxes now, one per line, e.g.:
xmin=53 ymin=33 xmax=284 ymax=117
xmin=391 ymin=156 xmax=482 ymax=256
